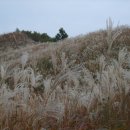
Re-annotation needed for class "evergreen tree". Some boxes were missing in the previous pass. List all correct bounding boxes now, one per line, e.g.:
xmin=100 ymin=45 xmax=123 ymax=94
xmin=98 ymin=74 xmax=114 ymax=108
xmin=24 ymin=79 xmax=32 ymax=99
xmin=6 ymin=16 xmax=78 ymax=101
xmin=15 ymin=28 xmax=20 ymax=33
xmin=55 ymin=28 xmax=68 ymax=41
xmin=21 ymin=27 xmax=68 ymax=42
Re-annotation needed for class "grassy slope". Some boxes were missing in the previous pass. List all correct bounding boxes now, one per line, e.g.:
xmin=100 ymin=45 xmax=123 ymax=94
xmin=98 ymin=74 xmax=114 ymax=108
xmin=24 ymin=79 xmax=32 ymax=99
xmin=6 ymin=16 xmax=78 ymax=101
xmin=0 ymin=25 xmax=130 ymax=130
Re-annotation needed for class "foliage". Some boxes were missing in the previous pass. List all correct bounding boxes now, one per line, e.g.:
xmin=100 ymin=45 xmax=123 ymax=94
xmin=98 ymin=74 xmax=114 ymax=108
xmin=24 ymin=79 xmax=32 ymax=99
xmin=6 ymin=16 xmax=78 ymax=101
xmin=22 ymin=30 xmax=54 ymax=42
xmin=36 ymin=57 xmax=54 ymax=76
xmin=55 ymin=27 xmax=68 ymax=41
xmin=15 ymin=27 xmax=69 ymax=43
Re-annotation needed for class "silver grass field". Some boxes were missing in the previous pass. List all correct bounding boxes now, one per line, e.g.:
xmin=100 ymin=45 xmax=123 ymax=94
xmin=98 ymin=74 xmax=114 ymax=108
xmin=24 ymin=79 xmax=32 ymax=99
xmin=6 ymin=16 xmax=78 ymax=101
xmin=0 ymin=19 xmax=130 ymax=130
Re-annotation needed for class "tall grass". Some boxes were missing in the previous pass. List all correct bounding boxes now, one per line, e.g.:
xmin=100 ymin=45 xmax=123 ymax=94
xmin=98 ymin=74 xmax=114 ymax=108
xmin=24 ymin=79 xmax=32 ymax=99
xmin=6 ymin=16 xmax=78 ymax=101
xmin=0 ymin=21 xmax=130 ymax=130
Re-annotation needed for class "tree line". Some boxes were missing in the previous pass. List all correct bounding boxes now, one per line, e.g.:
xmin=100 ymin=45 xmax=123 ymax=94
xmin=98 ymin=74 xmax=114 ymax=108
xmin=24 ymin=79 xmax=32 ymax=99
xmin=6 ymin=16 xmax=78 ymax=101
xmin=16 ymin=28 xmax=68 ymax=42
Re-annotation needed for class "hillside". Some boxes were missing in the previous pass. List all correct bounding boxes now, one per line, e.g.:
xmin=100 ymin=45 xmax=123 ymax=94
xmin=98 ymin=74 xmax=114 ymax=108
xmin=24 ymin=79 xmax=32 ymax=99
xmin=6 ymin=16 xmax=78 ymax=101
xmin=0 ymin=32 xmax=35 ymax=51
xmin=0 ymin=24 xmax=130 ymax=130
xmin=1 ymin=25 xmax=130 ymax=66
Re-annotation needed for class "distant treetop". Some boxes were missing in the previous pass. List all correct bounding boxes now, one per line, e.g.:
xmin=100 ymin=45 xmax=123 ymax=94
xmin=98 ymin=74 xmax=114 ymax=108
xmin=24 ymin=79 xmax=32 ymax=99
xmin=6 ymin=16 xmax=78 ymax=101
xmin=55 ymin=27 xmax=68 ymax=41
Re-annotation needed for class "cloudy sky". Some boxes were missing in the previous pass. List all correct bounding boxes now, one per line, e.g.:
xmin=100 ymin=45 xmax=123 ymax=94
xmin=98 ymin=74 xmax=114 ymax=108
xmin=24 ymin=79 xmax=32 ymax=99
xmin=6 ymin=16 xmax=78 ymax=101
xmin=0 ymin=0 xmax=130 ymax=37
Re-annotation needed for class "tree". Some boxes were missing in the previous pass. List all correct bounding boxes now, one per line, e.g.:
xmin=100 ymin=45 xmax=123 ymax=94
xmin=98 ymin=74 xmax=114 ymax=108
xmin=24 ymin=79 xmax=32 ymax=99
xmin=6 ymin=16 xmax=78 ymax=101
xmin=15 ymin=28 xmax=20 ymax=33
xmin=21 ymin=27 xmax=68 ymax=43
xmin=41 ymin=33 xmax=53 ymax=42
xmin=55 ymin=28 xmax=68 ymax=41
xmin=22 ymin=30 xmax=53 ymax=42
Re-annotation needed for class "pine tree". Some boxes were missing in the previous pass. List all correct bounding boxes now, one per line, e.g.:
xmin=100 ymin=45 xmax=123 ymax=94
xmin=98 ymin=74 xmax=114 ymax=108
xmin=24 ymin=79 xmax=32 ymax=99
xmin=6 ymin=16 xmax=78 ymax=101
xmin=55 ymin=28 xmax=68 ymax=41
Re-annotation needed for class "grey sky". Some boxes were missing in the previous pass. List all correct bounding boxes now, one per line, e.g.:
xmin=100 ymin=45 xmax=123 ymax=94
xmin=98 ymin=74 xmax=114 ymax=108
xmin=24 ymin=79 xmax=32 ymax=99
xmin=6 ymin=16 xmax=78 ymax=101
xmin=0 ymin=0 xmax=130 ymax=37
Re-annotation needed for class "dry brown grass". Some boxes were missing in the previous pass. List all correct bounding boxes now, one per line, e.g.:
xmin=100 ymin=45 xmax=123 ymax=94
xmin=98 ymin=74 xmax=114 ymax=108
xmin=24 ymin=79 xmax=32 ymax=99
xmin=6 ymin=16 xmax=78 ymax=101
xmin=0 ymin=23 xmax=130 ymax=130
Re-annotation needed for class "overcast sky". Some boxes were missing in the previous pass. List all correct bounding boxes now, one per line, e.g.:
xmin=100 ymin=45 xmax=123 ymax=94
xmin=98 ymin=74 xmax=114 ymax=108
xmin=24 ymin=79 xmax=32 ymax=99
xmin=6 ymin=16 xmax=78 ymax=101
xmin=0 ymin=0 xmax=130 ymax=37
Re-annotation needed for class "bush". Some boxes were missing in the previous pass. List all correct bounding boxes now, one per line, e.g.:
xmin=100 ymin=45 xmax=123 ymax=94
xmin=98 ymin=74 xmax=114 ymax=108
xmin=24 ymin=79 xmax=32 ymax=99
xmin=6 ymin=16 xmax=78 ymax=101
xmin=36 ymin=57 xmax=53 ymax=76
